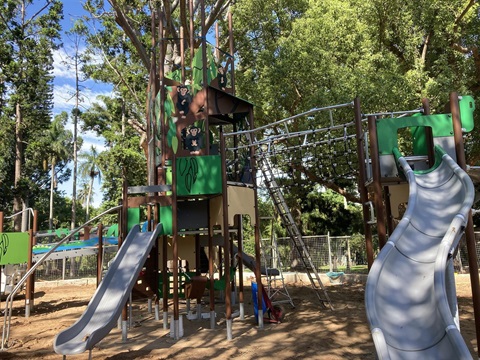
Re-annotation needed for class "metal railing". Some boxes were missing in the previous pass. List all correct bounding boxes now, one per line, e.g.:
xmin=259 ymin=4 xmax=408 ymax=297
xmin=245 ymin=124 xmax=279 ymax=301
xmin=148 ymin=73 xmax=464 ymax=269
xmin=1 ymin=205 xmax=122 ymax=351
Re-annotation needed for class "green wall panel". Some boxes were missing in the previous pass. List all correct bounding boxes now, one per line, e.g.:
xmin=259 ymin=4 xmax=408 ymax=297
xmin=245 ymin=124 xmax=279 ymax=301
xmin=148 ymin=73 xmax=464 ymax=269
xmin=176 ymin=155 xmax=222 ymax=196
xmin=160 ymin=206 xmax=173 ymax=235
xmin=0 ymin=232 xmax=29 ymax=265
xmin=127 ymin=208 xmax=141 ymax=232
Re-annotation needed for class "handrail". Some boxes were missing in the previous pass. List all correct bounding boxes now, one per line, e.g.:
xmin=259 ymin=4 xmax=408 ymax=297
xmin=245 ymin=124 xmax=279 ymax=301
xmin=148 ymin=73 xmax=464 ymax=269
xmin=224 ymin=102 xmax=354 ymax=137
xmin=1 ymin=204 xmax=122 ymax=350
xmin=4 ymin=208 xmax=35 ymax=230
xmin=4 ymin=208 xmax=34 ymax=220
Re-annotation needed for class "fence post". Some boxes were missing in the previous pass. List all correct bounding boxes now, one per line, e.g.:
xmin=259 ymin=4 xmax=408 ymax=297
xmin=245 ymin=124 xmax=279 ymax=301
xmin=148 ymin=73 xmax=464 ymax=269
xmin=346 ymin=237 xmax=351 ymax=271
xmin=97 ymin=223 xmax=103 ymax=287
xmin=327 ymin=232 xmax=332 ymax=273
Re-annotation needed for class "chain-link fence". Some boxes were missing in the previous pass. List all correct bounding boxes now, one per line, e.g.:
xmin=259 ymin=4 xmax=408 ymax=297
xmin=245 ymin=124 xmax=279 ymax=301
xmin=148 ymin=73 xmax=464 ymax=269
xmin=268 ymin=235 xmax=367 ymax=274
xmin=21 ymin=232 xmax=480 ymax=283
xmin=35 ymin=250 xmax=117 ymax=282
xmin=455 ymin=233 xmax=480 ymax=274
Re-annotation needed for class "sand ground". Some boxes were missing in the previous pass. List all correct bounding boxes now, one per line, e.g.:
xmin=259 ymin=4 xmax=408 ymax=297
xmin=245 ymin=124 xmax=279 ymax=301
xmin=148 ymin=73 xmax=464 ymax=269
xmin=0 ymin=274 xmax=477 ymax=359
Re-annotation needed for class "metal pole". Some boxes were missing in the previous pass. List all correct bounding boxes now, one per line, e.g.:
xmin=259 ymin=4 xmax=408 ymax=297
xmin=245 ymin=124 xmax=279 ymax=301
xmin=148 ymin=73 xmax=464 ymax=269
xmin=97 ymin=223 xmax=103 ymax=287
xmin=327 ymin=232 xmax=332 ymax=273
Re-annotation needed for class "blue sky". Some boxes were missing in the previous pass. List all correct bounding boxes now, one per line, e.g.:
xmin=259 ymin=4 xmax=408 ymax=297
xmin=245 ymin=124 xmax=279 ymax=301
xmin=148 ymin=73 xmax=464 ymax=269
xmin=54 ymin=1 xmax=112 ymax=208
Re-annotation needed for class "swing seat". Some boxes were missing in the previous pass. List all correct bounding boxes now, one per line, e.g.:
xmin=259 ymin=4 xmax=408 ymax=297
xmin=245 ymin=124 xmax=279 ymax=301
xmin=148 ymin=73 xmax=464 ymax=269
xmin=326 ymin=271 xmax=344 ymax=284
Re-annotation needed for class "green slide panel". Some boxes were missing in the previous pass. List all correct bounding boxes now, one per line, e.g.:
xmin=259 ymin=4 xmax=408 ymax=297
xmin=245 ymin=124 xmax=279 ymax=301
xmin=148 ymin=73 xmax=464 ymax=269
xmin=0 ymin=232 xmax=29 ymax=265
xmin=377 ymin=96 xmax=475 ymax=155
xmin=159 ymin=206 xmax=173 ymax=236
xmin=176 ymin=155 xmax=222 ymax=196
xmin=127 ymin=208 xmax=141 ymax=232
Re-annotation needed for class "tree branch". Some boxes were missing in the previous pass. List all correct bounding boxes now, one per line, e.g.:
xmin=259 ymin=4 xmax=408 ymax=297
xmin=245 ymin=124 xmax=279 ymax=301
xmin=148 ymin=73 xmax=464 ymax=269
xmin=108 ymin=0 xmax=151 ymax=69
xmin=454 ymin=0 xmax=476 ymax=33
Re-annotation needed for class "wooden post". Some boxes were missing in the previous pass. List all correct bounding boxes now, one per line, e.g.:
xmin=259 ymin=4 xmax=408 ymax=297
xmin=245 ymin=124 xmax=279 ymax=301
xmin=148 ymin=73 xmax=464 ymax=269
xmin=421 ymin=98 xmax=435 ymax=168
xmin=25 ymin=228 xmax=34 ymax=317
xmin=84 ymin=226 xmax=90 ymax=241
xmin=228 ymin=12 xmax=235 ymax=93
xmin=200 ymin=0 xmax=210 ymax=153
xmin=450 ymin=92 xmax=480 ymax=358
xmin=207 ymin=203 xmax=215 ymax=328
xmin=219 ymin=126 xmax=232 ymax=335
xmin=236 ymin=214 xmax=244 ymax=319
xmin=368 ymin=115 xmax=387 ymax=250
xmin=353 ymin=98 xmax=374 ymax=269
xmin=120 ymin=180 xmax=128 ymax=338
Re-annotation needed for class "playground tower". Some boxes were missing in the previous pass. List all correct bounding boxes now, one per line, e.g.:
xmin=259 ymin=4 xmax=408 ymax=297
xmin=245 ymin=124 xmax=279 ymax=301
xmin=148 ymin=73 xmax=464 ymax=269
xmin=120 ymin=3 xmax=262 ymax=341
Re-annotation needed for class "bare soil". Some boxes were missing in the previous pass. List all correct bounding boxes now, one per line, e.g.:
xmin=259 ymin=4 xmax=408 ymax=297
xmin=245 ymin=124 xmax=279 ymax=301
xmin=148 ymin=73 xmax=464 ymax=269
xmin=0 ymin=274 xmax=477 ymax=359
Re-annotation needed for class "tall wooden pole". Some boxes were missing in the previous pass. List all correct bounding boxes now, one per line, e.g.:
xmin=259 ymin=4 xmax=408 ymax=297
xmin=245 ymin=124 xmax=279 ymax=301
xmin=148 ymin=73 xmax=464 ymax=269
xmin=354 ymin=98 xmax=374 ymax=269
xmin=450 ymin=92 xmax=480 ymax=358
xmin=368 ymin=115 xmax=387 ymax=250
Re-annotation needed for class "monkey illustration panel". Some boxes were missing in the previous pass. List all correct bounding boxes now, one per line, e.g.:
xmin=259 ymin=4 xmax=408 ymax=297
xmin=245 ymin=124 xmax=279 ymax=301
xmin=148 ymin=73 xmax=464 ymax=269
xmin=176 ymin=85 xmax=192 ymax=119
xmin=181 ymin=124 xmax=205 ymax=155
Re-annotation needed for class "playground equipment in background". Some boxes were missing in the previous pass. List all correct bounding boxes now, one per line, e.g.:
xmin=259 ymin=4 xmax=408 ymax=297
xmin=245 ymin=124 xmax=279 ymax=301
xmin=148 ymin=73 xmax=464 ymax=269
xmin=259 ymin=218 xmax=295 ymax=308
xmin=251 ymin=281 xmax=284 ymax=324
xmin=0 ymin=265 xmax=26 ymax=296
xmin=325 ymin=271 xmax=344 ymax=285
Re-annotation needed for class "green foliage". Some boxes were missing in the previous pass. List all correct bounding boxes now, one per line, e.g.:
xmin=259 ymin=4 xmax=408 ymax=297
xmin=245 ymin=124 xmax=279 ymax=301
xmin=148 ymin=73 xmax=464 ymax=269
xmin=81 ymin=96 xmax=147 ymax=210
xmin=0 ymin=1 xmax=63 ymax=226
xmin=300 ymin=188 xmax=363 ymax=236
xmin=4 ymin=0 xmax=477 ymax=236
xmin=232 ymin=0 xmax=480 ymax=203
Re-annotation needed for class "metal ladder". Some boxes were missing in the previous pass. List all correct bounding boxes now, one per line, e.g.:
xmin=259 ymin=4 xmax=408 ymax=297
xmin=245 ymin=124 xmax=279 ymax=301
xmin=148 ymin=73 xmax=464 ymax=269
xmin=259 ymin=154 xmax=333 ymax=310
xmin=260 ymin=221 xmax=295 ymax=308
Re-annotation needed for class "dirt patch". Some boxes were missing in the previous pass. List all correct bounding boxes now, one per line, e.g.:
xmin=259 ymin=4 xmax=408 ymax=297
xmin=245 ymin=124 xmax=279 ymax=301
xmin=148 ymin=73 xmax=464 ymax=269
xmin=0 ymin=274 xmax=477 ymax=359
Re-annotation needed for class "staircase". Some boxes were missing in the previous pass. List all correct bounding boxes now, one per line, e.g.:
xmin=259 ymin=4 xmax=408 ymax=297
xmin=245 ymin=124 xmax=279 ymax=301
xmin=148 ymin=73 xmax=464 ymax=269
xmin=259 ymin=154 xmax=333 ymax=310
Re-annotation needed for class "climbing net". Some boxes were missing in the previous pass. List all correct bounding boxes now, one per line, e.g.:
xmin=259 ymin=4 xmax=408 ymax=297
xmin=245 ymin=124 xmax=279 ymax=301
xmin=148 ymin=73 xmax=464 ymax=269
xmin=223 ymin=101 xmax=364 ymax=192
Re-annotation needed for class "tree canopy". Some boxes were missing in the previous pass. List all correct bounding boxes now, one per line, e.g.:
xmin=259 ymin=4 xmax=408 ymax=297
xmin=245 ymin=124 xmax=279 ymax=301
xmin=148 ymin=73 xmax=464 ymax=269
xmin=2 ymin=0 xmax=480 ymax=233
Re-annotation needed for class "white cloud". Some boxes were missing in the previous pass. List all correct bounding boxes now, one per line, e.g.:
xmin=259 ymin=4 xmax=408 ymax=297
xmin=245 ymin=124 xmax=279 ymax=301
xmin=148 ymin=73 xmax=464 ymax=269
xmin=52 ymin=48 xmax=114 ymax=113
xmin=52 ymin=49 xmax=75 ymax=79
xmin=53 ymin=81 xmax=113 ymax=113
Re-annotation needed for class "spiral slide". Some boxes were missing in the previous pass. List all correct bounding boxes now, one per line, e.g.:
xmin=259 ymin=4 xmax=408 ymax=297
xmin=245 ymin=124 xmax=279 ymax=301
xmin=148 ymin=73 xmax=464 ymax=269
xmin=54 ymin=223 xmax=163 ymax=356
xmin=365 ymin=146 xmax=474 ymax=359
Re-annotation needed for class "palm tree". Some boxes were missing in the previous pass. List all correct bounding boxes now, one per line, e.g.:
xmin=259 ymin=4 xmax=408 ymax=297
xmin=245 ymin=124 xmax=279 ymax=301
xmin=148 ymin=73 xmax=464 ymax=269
xmin=76 ymin=180 xmax=91 ymax=208
xmin=78 ymin=146 xmax=102 ymax=221
xmin=46 ymin=115 xmax=73 ymax=230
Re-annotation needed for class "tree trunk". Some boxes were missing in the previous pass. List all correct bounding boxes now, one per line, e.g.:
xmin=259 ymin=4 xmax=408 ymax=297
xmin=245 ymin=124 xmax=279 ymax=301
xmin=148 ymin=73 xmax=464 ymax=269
xmin=86 ymin=176 xmax=94 ymax=222
xmin=71 ymin=57 xmax=80 ymax=230
xmin=49 ymin=160 xmax=55 ymax=230
xmin=13 ymin=102 xmax=23 ymax=231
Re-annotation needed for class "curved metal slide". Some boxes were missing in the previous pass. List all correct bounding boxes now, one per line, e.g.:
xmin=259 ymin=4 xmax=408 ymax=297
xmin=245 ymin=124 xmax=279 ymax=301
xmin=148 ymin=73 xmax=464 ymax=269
xmin=54 ymin=223 xmax=163 ymax=356
xmin=365 ymin=147 xmax=474 ymax=360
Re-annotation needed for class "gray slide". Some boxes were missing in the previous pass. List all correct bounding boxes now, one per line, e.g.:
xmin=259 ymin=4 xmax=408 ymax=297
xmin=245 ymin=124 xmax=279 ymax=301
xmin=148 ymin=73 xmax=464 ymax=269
xmin=54 ymin=223 xmax=163 ymax=356
xmin=232 ymin=244 xmax=279 ymax=276
xmin=365 ymin=147 xmax=474 ymax=359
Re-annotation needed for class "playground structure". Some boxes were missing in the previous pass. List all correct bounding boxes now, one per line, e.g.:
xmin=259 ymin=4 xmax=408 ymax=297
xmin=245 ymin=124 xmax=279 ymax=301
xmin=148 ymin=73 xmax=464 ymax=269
xmin=0 ymin=3 xmax=479 ymax=360
xmin=362 ymin=94 xmax=477 ymax=359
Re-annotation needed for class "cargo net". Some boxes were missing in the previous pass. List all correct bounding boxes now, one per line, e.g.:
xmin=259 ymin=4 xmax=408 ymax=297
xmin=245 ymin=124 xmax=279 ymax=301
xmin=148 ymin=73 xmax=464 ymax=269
xmin=223 ymin=102 xmax=363 ymax=191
